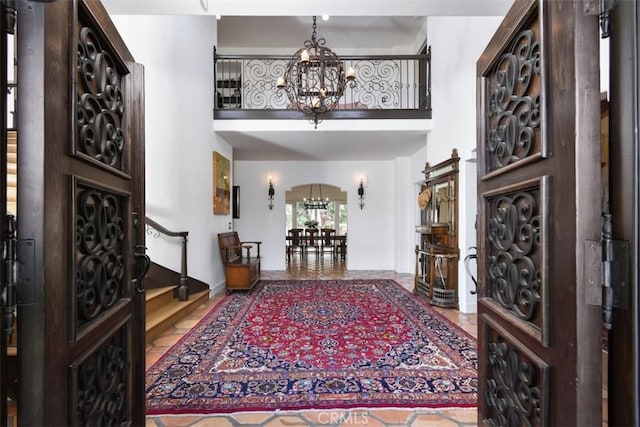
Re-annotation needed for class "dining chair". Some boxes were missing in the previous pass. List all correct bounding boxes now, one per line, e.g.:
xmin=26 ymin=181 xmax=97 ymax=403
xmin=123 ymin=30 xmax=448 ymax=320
xmin=304 ymin=228 xmax=319 ymax=256
xmin=320 ymin=228 xmax=336 ymax=257
xmin=287 ymin=228 xmax=304 ymax=261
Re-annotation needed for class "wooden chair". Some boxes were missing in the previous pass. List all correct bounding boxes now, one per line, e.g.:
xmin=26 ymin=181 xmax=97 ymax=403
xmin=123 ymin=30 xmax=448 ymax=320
xmin=217 ymin=232 xmax=261 ymax=293
xmin=320 ymin=228 xmax=337 ymax=257
xmin=304 ymin=228 xmax=319 ymax=256
xmin=287 ymin=228 xmax=304 ymax=261
xmin=336 ymin=236 xmax=347 ymax=260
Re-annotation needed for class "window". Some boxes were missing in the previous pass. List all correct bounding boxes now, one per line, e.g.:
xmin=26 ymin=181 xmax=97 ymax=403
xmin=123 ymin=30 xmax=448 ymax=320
xmin=285 ymin=201 xmax=347 ymax=234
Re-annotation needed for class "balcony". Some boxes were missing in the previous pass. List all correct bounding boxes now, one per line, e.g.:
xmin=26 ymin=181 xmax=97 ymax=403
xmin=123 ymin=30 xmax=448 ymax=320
xmin=214 ymin=47 xmax=432 ymax=122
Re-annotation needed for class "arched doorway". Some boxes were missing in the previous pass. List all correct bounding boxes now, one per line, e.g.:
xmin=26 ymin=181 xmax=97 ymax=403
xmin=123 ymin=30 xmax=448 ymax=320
xmin=284 ymin=183 xmax=348 ymax=275
xmin=286 ymin=183 xmax=347 ymax=233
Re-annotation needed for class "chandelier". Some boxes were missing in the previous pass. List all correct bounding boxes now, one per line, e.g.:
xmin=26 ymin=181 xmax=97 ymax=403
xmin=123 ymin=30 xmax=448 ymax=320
xmin=303 ymin=184 xmax=328 ymax=210
xmin=277 ymin=16 xmax=356 ymax=128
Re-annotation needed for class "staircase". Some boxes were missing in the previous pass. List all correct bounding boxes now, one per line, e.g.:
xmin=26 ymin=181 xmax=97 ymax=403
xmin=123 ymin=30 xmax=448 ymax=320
xmin=145 ymin=285 xmax=210 ymax=343
xmin=5 ymin=130 xmax=209 ymax=343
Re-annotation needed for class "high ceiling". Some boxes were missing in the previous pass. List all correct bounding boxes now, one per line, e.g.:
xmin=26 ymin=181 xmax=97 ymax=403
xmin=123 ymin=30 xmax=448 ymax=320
xmin=216 ymin=16 xmax=427 ymax=52
xmin=103 ymin=0 xmax=513 ymax=161
xmin=103 ymin=0 xmax=513 ymax=18
xmin=214 ymin=15 xmax=432 ymax=160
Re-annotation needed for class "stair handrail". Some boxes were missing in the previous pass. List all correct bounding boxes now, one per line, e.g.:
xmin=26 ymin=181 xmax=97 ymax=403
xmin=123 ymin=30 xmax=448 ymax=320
xmin=145 ymin=216 xmax=189 ymax=301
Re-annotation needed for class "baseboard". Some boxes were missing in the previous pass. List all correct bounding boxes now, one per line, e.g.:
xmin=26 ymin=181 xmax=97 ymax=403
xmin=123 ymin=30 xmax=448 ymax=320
xmin=460 ymin=301 xmax=477 ymax=314
xmin=210 ymin=281 xmax=226 ymax=297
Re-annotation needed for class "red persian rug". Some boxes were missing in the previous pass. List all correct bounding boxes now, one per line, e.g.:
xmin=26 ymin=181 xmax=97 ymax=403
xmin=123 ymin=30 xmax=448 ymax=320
xmin=146 ymin=279 xmax=477 ymax=415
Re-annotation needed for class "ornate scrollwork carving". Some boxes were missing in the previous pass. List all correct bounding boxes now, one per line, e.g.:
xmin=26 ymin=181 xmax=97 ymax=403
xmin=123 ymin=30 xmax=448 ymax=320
xmin=75 ymin=333 xmax=127 ymax=425
xmin=487 ymin=191 xmax=541 ymax=322
xmin=76 ymin=187 xmax=125 ymax=325
xmin=76 ymin=26 xmax=125 ymax=169
xmin=236 ymin=58 xmax=411 ymax=109
xmin=352 ymin=59 xmax=400 ymax=108
xmin=483 ymin=341 xmax=542 ymax=426
xmin=145 ymin=223 xmax=160 ymax=238
xmin=243 ymin=59 xmax=289 ymax=109
xmin=486 ymin=29 xmax=541 ymax=170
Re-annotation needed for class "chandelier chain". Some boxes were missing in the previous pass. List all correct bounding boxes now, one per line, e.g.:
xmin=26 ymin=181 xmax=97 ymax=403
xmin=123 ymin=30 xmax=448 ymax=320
xmin=311 ymin=16 xmax=317 ymax=44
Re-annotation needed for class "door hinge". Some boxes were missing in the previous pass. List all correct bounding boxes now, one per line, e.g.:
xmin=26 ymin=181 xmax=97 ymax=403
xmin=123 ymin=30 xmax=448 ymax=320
xmin=585 ymin=214 xmax=629 ymax=330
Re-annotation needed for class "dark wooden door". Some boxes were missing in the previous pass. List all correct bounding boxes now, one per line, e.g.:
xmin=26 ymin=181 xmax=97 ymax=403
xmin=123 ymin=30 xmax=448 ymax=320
xmin=15 ymin=0 xmax=146 ymax=425
xmin=476 ymin=0 xmax=603 ymax=425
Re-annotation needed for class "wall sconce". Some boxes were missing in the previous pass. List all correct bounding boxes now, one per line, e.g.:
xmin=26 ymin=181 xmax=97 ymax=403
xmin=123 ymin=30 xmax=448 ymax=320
xmin=268 ymin=178 xmax=275 ymax=210
xmin=357 ymin=179 xmax=365 ymax=209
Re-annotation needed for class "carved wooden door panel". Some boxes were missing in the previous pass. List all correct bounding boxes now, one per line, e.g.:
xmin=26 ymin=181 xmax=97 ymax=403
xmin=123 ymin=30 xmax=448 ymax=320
xmin=476 ymin=0 xmax=603 ymax=425
xmin=16 ymin=0 xmax=146 ymax=425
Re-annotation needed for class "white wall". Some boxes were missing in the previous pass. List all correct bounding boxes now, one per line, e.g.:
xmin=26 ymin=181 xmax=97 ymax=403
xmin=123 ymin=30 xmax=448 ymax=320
xmin=111 ymin=15 xmax=229 ymax=293
xmin=427 ymin=16 xmax=503 ymax=312
xmin=409 ymin=144 xmax=428 ymax=265
xmin=233 ymin=160 xmax=402 ymax=271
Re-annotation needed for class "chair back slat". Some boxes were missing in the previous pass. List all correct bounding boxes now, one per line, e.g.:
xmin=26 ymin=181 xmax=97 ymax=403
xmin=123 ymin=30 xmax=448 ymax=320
xmin=305 ymin=228 xmax=318 ymax=245
xmin=288 ymin=228 xmax=303 ymax=246
xmin=320 ymin=228 xmax=335 ymax=245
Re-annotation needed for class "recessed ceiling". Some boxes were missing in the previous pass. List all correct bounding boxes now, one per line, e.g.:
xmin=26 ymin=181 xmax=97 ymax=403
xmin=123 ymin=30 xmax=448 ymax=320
xmin=217 ymin=129 xmax=427 ymax=161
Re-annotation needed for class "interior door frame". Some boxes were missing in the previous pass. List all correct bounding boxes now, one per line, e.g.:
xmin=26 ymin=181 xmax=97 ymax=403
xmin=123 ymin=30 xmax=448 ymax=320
xmin=608 ymin=0 xmax=640 ymax=424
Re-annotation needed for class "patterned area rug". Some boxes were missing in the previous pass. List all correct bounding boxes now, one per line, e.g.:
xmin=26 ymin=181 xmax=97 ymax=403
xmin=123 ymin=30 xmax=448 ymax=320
xmin=146 ymin=279 xmax=477 ymax=414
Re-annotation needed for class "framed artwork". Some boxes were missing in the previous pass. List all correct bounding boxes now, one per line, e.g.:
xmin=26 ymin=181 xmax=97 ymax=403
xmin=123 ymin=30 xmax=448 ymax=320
xmin=213 ymin=151 xmax=230 ymax=215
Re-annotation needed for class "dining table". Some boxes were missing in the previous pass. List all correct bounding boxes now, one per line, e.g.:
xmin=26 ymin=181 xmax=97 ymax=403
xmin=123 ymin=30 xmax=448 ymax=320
xmin=285 ymin=234 xmax=347 ymax=260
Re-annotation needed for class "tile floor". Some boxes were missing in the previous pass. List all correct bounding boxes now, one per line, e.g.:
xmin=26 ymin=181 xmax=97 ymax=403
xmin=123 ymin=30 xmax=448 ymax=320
xmin=146 ymin=256 xmax=480 ymax=426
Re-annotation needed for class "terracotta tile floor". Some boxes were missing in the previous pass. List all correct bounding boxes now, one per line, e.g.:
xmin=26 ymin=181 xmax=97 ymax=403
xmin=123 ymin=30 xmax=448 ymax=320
xmin=146 ymin=254 xmax=480 ymax=426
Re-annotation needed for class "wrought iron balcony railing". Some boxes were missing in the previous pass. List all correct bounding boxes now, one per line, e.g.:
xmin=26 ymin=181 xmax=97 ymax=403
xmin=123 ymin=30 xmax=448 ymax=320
xmin=214 ymin=47 xmax=431 ymax=121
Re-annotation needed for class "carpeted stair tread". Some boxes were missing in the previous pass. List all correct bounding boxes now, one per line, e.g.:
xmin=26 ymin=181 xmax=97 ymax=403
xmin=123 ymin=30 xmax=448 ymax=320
xmin=146 ymin=289 xmax=209 ymax=343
